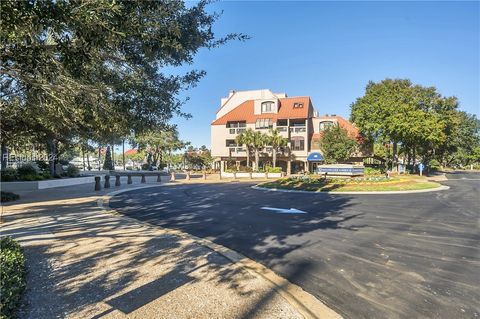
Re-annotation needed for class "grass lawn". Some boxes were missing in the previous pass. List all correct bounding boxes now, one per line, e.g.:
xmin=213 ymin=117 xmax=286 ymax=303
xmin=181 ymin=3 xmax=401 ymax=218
xmin=259 ymin=175 xmax=442 ymax=192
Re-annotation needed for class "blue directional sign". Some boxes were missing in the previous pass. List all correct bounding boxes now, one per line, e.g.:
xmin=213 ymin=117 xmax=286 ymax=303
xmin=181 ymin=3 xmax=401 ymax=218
xmin=418 ymin=163 xmax=424 ymax=172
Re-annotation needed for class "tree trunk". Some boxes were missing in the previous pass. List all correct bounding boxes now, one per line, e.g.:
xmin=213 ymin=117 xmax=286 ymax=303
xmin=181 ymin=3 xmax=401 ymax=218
xmin=246 ymin=147 xmax=250 ymax=167
xmin=392 ymin=141 xmax=397 ymax=171
xmin=1 ymin=141 xmax=8 ymax=171
xmin=98 ymin=145 xmax=101 ymax=171
xmin=112 ymin=144 xmax=115 ymax=168
xmin=412 ymin=145 xmax=416 ymax=173
xmin=46 ymin=137 xmax=56 ymax=176
xmin=122 ymin=139 xmax=125 ymax=170
xmin=87 ymin=152 xmax=90 ymax=170
xmin=406 ymin=145 xmax=411 ymax=167
xmin=255 ymin=149 xmax=259 ymax=171
xmin=272 ymin=148 xmax=277 ymax=168
xmin=82 ymin=147 xmax=86 ymax=171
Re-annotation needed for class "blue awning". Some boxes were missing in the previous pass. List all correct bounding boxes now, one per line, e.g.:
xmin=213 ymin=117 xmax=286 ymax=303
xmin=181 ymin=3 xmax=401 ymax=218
xmin=307 ymin=152 xmax=324 ymax=162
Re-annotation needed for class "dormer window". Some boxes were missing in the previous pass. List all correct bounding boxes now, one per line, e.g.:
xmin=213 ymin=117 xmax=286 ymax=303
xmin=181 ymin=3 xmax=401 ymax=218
xmin=293 ymin=102 xmax=304 ymax=108
xmin=261 ymin=101 xmax=274 ymax=113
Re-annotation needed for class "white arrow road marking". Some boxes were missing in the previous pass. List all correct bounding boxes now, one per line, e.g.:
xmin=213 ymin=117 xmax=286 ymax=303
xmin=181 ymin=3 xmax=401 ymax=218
xmin=261 ymin=207 xmax=307 ymax=214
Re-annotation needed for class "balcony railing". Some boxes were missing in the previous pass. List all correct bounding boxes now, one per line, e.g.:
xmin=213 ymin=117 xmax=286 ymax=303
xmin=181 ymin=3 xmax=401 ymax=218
xmin=290 ymin=127 xmax=306 ymax=133
xmin=228 ymin=128 xmax=246 ymax=134
xmin=229 ymin=147 xmax=246 ymax=153
xmin=276 ymin=126 xmax=287 ymax=132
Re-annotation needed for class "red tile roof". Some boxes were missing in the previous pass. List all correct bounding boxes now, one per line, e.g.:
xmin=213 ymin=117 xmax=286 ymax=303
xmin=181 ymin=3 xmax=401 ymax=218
xmin=212 ymin=97 xmax=312 ymax=125
xmin=310 ymin=116 xmax=362 ymax=147
xmin=125 ymin=149 xmax=138 ymax=155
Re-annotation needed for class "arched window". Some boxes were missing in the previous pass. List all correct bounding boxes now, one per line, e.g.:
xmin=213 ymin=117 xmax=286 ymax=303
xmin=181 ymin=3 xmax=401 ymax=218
xmin=261 ymin=101 xmax=274 ymax=113
xmin=319 ymin=121 xmax=335 ymax=131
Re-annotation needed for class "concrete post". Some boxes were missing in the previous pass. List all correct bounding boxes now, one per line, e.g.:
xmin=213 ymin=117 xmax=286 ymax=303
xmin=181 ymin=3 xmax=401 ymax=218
xmin=220 ymin=160 xmax=225 ymax=173
xmin=94 ymin=176 xmax=101 ymax=191
xmin=171 ymin=172 xmax=176 ymax=181
xmin=157 ymin=173 xmax=161 ymax=183
xmin=141 ymin=174 xmax=146 ymax=183
xmin=219 ymin=172 xmax=222 ymax=180
xmin=265 ymin=172 xmax=268 ymax=179
xmin=127 ymin=175 xmax=132 ymax=184
xmin=233 ymin=172 xmax=236 ymax=179
xmin=249 ymin=172 xmax=252 ymax=179
xmin=104 ymin=175 xmax=110 ymax=188
xmin=287 ymin=161 xmax=291 ymax=176
xmin=203 ymin=172 xmax=206 ymax=180
xmin=115 ymin=174 xmax=121 ymax=186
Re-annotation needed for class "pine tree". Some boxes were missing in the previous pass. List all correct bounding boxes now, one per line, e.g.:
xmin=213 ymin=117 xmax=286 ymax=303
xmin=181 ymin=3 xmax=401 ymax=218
xmin=103 ymin=146 xmax=114 ymax=170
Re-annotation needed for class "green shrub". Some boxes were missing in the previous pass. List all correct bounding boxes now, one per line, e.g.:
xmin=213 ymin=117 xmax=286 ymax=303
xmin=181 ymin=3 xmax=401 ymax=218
xmin=364 ymin=167 xmax=383 ymax=175
xmin=66 ymin=165 xmax=80 ymax=177
xmin=17 ymin=164 xmax=38 ymax=180
xmin=0 ymin=237 xmax=27 ymax=319
xmin=34 ymin=160 xmax=49 ymax=172
xmin=0 ymin=192 xmax=20 ymax=203
xmin=42 ymin=172 xmax=52 ymax=179
xmin=266 ymin=166 xmax=282 ymax=173
xmin=429 ymin=159 xmax=441 ymax=171
xmin=20 ymin=174 xmax=43 ymax=181
xmin=141 ymin=163 xmax=149 ymax=170
xmin=0 ymin=168 xmax=17 ymax=182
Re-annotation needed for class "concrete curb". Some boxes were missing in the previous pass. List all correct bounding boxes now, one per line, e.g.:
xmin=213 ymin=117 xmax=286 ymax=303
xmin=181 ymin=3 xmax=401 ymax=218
xmin=98 ymin=185 xmax=342 ymax=319
xmin=251 ymin=185 xmax=450 ymax=195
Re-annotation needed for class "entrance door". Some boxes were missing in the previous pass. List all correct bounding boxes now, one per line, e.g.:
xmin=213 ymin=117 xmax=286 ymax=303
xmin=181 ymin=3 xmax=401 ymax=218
xmin=291 ymin=161 xmax=305 ymax=174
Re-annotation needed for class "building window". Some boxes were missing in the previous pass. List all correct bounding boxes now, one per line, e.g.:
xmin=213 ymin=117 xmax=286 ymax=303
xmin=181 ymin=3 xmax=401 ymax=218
xmin=255 ymin=118 xmax=273 ymax=129
xmin=293 ymin=102 xmax=304 ymax=108
xmin=290 ymin=137 xmax=305 ymax=151
xmin=226 ymin=121 xmax=246 ymax=128
xmin=277 ymin=119 xmax=288 ymax=126
xmin=319 ymin=121 xmax=335 ymax=131
xmin=261 ymin=101 xmax=274 ymax=113
xmin=225 ymin=139 xmax=237 ymax=147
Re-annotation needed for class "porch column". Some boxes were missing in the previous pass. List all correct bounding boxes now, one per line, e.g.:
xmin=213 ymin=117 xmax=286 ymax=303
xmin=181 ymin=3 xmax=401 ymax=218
xmin=304 ymin=161 xmax=309 ymax=173
xmin=220 ymin=160 xmax=225 ymax=173
xmin=287 ymin=160 xmax=291 ymax=176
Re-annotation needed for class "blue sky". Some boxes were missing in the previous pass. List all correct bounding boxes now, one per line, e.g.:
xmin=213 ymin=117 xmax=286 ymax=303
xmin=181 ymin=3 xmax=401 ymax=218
xmin=171 ymin=1 xmax=480 ymax=148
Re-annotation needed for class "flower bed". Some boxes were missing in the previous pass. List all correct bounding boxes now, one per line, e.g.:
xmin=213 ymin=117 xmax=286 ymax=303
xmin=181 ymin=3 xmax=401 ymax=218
xmin=259 ymin=176 xmax=441 ymax=192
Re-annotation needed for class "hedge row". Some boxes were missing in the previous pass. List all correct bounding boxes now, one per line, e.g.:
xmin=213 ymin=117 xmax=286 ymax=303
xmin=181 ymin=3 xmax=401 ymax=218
xmin=0 ymin=237 xmax=26 ymax=319
xmin=0 ymin=192 xmax=20 ymax=203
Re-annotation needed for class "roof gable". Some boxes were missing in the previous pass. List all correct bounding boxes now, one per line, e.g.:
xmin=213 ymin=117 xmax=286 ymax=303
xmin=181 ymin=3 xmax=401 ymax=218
xmin=211 ymin=96 xmax=312 ymax=125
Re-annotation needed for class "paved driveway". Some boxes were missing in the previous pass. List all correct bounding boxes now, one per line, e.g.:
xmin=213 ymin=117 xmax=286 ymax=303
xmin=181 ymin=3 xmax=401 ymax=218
xmin=110 ymin=172 xmax=480 ymax=319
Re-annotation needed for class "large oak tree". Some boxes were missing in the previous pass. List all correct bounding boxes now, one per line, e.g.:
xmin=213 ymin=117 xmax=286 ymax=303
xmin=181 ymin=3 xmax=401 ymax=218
xmin=1 ymin=0 xmax=246 ymax=173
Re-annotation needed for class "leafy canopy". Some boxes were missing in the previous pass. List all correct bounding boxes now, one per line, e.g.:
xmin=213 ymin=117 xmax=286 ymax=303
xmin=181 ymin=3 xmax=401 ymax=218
xmin=319 ymin=125 xmax=358 ymax=164
xmin=1 ymin=0 xmax=247 ymax=146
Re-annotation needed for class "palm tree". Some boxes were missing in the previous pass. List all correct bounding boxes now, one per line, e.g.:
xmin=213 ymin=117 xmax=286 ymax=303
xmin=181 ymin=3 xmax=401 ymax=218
xmin=235 ymin=128 xmax=254 ymax=168
xmin=267 ymin=128 xmax=288 ymax=168
xmin=251 ymin=130 xmax=267 ymax=171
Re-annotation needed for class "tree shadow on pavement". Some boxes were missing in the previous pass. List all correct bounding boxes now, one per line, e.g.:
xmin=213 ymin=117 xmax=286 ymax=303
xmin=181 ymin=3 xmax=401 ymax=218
xmin=2 ymin=193 xmax=309 ymax=318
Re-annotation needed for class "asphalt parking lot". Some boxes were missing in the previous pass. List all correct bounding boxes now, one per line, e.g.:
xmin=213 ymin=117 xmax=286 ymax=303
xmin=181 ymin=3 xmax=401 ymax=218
xmin=110 ymin=172 xmax=480 ymax=319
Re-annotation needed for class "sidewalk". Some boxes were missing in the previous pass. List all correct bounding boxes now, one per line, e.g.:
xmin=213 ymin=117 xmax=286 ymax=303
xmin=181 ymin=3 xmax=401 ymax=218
xmin=1 ymin=179 xmax=305 ymax=319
